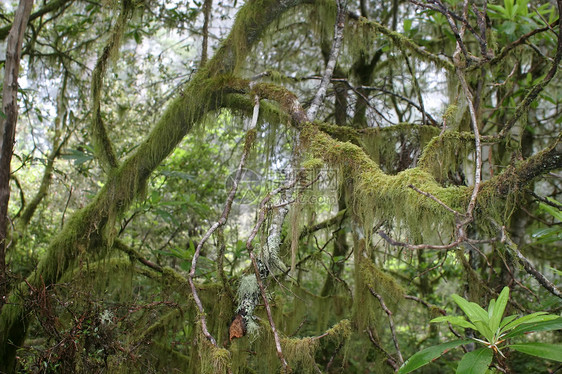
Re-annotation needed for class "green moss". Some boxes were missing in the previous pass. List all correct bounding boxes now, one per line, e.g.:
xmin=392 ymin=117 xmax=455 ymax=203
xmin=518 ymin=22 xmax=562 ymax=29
xmin=418 ymin=131 xmax=474 ymax=184
xmin=281 ymin=337 xmax=319 ymax=372
xmin=200 ymin=340 xmax=231 ymax=374
xmin=301 ymin=157 xmax=324 ymax=170
xmin=360 ymin=260 xmax=404 ymax=311
xmin=325 ymin=318 xmax=351 ymax=341
xmin=301 ymin=124 xmax=467 ymax=243
xmin=355 ymin=18 xmax=455 ymax=72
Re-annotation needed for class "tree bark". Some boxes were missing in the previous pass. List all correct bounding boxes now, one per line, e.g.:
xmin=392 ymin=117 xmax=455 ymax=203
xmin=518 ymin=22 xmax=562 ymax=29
xmin=0 ymin=0 xmax=34 ymax=314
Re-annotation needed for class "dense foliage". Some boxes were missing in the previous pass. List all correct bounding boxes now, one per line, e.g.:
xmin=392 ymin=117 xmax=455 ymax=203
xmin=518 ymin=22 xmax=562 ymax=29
xmin=1 ymin=0 xmax=561 ymax=372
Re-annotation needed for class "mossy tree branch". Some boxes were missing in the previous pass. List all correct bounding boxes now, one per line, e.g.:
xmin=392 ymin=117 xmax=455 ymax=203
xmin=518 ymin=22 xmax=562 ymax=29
xmin=236 ymin=83 xmax=562 ymax=241
xmin=349 ymin=13 xmax=455 ymax=72
xmin=0 ymin=0 xmax=312 ymax=370
xmin=90 ymin=0 xmax=133 ymax=172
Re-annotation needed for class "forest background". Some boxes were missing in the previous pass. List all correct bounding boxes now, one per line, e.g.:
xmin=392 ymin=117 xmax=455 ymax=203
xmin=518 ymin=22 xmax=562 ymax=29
xmin=0 ymin=0 xmax=561 ymax=372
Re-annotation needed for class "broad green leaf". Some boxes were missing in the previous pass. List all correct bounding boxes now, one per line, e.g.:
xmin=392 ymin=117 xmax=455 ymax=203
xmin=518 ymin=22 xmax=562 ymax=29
xmin=538 ymin=202 xmax=562 ymax=221
xmin=499 ymin=314 xmax=518 ymax=329
xmin=488 ymin=299 xmax=495 ymax=320
xmin=501 ymin=21 xmax=517 ymax=36
xmin=505 ymin=0 xmax=514 ymax=18
xmin=456 ymin=348 xmax=493 ymax=374
xmin=509 ymin=343 xmax=562 ymax=362
xmin=500 ymin=312 xmax=551 ymax=334
xmin=398 ymin=340 xmax=471 ymax=374
xmin=487 ymin=4 xmax=506 ymax=16
xmin=431 ymin=316 xmax=477 ymax=330
xmin=490 ymin=287 xmax=509 ymax=334
xmin=451 ymin=294 xmax=489 ymax=324
xmin=503 ymin=317 xmax=562 ymax=339
xmin=472 ymin=321 xmax=494 ymax=343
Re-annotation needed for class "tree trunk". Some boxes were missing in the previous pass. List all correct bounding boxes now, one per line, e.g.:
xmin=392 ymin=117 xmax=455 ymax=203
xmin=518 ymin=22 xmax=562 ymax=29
xmin=0 ymin=0 xmax=34 ymax=314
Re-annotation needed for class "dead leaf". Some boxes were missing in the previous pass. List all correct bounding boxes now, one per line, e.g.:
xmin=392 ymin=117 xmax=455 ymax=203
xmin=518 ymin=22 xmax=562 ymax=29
xmin=229 ymin=314 xmax=246 ymax=341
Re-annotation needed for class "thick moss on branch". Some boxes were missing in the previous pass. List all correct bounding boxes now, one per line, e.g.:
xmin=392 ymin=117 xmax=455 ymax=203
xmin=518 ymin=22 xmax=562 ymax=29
xmin=301 ymin=125 xmax=466 ymax=241
xmin=90 ymin=0 xmax=133 ymax=172
xmin=0 ymin=0 xmax=315 ymax=369
xmin=281 ymin=337 xmax=319 ymax=372
xmin=206 ymin=0 xmax=313 ymax=75
xmin=418 ymin=131 xmax=474 ymax=183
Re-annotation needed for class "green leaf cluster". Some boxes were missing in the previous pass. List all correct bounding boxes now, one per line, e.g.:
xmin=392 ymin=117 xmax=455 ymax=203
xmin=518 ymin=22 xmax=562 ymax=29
xmin=399 ymin=287 xmax=562 ymax=373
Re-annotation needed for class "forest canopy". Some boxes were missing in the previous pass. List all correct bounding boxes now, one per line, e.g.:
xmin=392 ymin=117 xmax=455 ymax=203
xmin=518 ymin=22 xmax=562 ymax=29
xmin=0 ymin=0 xmax=561 ymax=372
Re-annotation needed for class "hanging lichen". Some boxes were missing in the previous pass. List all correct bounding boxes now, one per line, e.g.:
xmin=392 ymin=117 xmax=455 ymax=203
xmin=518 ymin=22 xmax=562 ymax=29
xmin=281 ymin=337 xmax=319 ymax=372
xmin=199 ymin=339 xmax=231 ymax=374
xmin=300 ymin=124 xmax=468 ymax=243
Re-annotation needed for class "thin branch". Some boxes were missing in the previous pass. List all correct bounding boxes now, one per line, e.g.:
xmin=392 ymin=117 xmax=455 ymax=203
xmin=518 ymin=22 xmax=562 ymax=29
xmin=502 ymin=228 xmax=562 ymax=300
xmin=114 ymin=239 xmax=163 ymax=273
xmin=188 ymin=96 xmax=259 ymax=346
xmin=248 ymin=249 xmax=289 ymax=371
xmin=402 ymin=50 xmax=427 ymax=124
xmin=404 ymin=295 xmax=464 ymax=340
xmin=200 ymin=0 xmax=212 ymax=66
xmin=526 ymin=190 xmax=562 ymax=210
xmin=331 ymin=78 xmax=439 ymax=126
xmin=368 ymin=287 xmax=404 ymax=365
xmin=472 ymin=19 xmax=560 ymax=70
xmin=0 ymin=0 xmax=75 ymax=41
xmin=366 ymin=327 xmax=399 ymax=371
xmin=307 ymin=0 xmax=346 ymax=120
xmin=456 ymin=67 xmax=482 ymax=225
xmin=408 ymin=184 xmax=462 ymax=217
xmin=90 ymin=0 xmax=133 ymax=172
xmin=487 ymin=1 xmax=562 ymax=140
xmin=379 ymin=231 xmax=462 ymax=250
xmin=350 ymin=13 xmax=455 ymax=71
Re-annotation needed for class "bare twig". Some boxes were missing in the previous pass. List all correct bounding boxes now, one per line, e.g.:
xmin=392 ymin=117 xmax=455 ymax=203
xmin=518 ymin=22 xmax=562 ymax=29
xmin=307 ymin=0 xmax=346 ymax=120
xmin=368 ymin=287 xmax=404 ymax=365
xmin=502 ymin=228 xmax=562 ymax=300
xmin=188 ymin=96 xmax=259 ymax=346
xmin=408 ymin=184 xmax=462 ymax=217
xmin=366 ymin=327 xmax=399 ymax=371
xmin=379 ymin=230 xmax=461 ymax=250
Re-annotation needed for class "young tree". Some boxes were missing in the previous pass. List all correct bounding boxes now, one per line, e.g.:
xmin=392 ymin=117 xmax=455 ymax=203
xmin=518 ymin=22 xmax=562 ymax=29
xmin=0 ymin=0 xmax=560 ymax=372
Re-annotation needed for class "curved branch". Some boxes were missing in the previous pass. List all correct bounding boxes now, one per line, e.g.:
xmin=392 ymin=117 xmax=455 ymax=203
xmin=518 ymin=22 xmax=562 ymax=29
xmin=0 ymin=0 xmax=312 ymax=369
xmin=0 ymin=0 xmax=75 ymax=41
xmin=90 ymin=0 xmax=133 ymax=172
